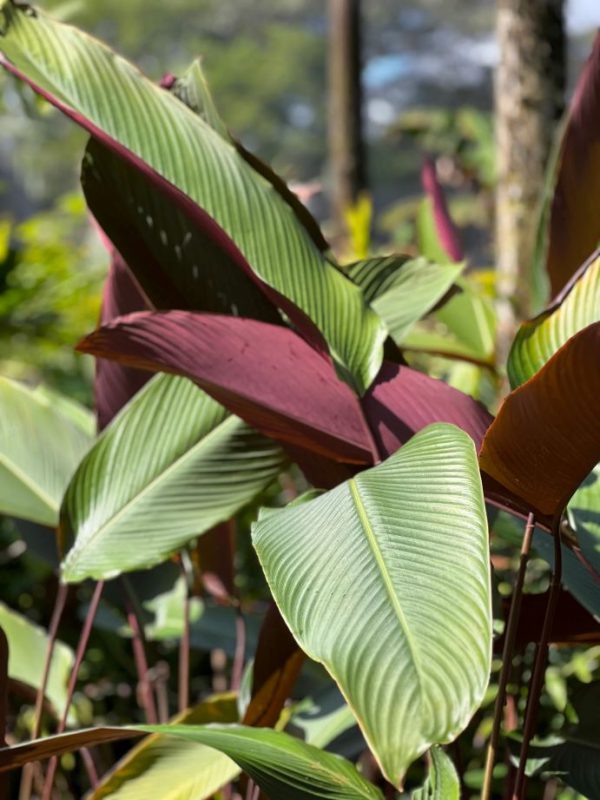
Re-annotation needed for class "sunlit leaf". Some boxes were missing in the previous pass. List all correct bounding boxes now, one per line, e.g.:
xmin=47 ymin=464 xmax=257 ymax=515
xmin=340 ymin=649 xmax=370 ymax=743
xmin=411 ymin=747 xmax=460 ymax=800
xmin=253 ymin=424 xmax=491 ymax=786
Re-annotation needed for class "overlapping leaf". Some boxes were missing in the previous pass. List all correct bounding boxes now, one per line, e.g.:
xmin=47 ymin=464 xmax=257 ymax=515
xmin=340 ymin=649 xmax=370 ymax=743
xmin=60 ymin=373 xmax=285 ymax=582
xmin=420 ymin=157 xmax=464 ymax=263
xmin=363 ymin=361 xmax=493 ymax=456
xmin=253 ymin=424 xmax=491 ymax=786
xmin=0 ymin=377 xmax=92 ymax=526
xmin=0 ymin=1 xmax=386 ymax=392
xmin=90 ymin=694 xmax=240 ymax=800
xmin=95 ymin=250 xmax=151 ymax=429
xmin=136 ymin=724 xmax=383 ymax=800
xmin=480 ymin=323 xmax=600 ymax=521
xmin=508 ymin=250 xmax=600 ymax=388
xmin=346 ymin=256 xmax=463 ymax=345
xmin=77 ymin=311 xmax=377 ymax=464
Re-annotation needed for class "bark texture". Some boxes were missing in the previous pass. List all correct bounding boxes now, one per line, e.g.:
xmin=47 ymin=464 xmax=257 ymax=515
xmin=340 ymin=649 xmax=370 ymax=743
xmin=495 ymin=0 xmax=565 ymax=343
xmin=328 ymin=0 xmax=367 ymax=235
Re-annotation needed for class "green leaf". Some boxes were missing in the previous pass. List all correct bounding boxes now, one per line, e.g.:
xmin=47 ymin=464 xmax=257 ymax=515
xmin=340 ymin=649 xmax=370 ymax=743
xmin=435 ymin=278 xmax=496 ymax=362
xmin=290 ymin=685 xmax=357 ymax=750
xmin=252 ymin=424 xmax=492 ymax=786
xmin=0 ymin=377 xmax=92 ymax=526
xmin=346 ymin=256 xmax=463 ymax=345
xmin=60 ymin=374 xmax=285 ymax=582
xmin=568 ymin=465 xmax=600 ymax=586
xmin=143 ymin=576 xmax=204 ymax=641
xmin=0 ymin=2 xmax=386 ymax=392
xmin=416 ymin=198 xmax=452 ymax=265
xmin=136 ymin=723 xmax=384 ymax=800
xmin=90 ymin=694 xmax=240 ymax=800
xmin=0 ymin=601 xmax=74 ymax=717
xmin=411 ymin=748 xmax=460 ymax=800
xmin=508 ymin=253 xmax=600 ymax=388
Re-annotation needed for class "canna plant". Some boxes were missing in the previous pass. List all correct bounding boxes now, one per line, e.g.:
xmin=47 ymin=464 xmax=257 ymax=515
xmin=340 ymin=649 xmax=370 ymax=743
xmin=0 ymin=2 xmax=600 ymax=798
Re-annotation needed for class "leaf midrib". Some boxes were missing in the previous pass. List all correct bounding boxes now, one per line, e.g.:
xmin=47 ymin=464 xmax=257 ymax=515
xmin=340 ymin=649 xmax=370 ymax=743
xmin=0 ymin=451 xmax=58 ymax=518
xmin=65 ymin=414 xmax=248 ymax=562
xmin=348 ymin=479 xmax=422 ymax=686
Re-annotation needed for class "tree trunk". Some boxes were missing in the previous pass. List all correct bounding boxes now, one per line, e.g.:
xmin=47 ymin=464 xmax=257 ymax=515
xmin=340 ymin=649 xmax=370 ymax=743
xmin=328 ymin=0 xmax=367 ymax=237
xmin=495 ymin=0 xmax=566 ymax=356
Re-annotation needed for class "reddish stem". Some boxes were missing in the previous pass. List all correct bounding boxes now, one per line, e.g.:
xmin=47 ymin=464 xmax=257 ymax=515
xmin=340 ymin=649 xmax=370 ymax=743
xmin=121 ymin=580 xmax=158 ymax=724
xmin=231 ymin=609 xmax=246 ymax=692
xmin=178 ymin=580 xmax=191 ymax=713
xmin=482 ymin=513 xmax=535 ymax=800
xmin=42 ymin=581 xmax=104 ymax=800
xmin=512 ymin=519 xmax=563 ymax=799
xmin=20 ymin=583 xmax=68 ymax=800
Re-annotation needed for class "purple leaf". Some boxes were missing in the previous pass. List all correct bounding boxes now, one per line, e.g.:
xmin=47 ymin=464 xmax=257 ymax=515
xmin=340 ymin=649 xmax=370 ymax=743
xmin=77 ymin=311 xmax=378 ymax=465
xmin=546 ymin=33 xmax=600 ymax=296
xmin=421 ymin=157 xmax=464 ymax=263
xmin=363 ymin=361 xmax=493 ymax=457
xmin=95 ymin=250 xmax=152 ymax=430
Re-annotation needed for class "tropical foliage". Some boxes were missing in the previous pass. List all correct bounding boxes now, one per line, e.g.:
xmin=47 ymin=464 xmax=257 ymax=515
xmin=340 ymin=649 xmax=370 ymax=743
xmin=0 ymin=2 xmax=599 ymax=798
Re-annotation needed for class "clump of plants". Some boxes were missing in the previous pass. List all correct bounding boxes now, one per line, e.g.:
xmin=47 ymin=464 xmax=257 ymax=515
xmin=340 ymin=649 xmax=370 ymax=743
xmin=0 ymin=2 xmax=600 ymax=798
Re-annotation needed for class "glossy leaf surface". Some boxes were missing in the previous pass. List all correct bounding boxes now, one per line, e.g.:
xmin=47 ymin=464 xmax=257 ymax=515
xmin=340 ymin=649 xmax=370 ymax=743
xmin=60 ymin=374 xmax=285 ymax=582
xmin=480 ymin=323 xmax=600 ymax=520
xmin=508 ymin=251 xmax=600 ymax=388
xmin=253 ymin=424 xmax=491 ymax=786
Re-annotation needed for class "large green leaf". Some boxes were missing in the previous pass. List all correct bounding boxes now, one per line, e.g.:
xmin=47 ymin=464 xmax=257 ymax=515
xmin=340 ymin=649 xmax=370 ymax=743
xmin=0 ymin=1 xmax=386 ymax=392
xmin=0 ymin=377 xmax=92 ymax=526
xmin=346 ymin=256 xmax=463 ymax=345
xmin=568 ymin=466 xmax=600 ymax=584
xmin=137 ymin=723 xmax=383 ymax=800
xmin=60 ymin=374 xmax=285 ymax=582
xmin=0 ymin=602 xmax=74 ymax=717
xmin=410 ymin=747 xmax=460 ymax=800
xmin=90 ymin=694 xmax=240 ymax=800
xmin=252 ymin=424 xmax=491 ymax=786
xmin=508 ymin=252 xmax=600 ymax=388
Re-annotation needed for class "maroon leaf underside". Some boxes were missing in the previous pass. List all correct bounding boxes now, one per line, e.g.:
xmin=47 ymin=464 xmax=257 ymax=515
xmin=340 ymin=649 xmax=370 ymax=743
xmin=0 ymin=57 xmax=329 ymax=359
xmin=363 ymin=361 xmax=493 ymax=456
xmin=77 ymin=311 xmax=378 ymax=465
xmin=546 ymin=33 xmax=600 ymax=297
xmin=479 ymin=322 xmax=600 ymax=524
xmin=95 ymin=250 xmax=152 ymax=429
xmin=421 ymin=156 xmax=464 ymax=262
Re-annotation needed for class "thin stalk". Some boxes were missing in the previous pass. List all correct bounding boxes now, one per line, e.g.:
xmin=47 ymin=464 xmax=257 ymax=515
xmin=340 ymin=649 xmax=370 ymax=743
xmin=80 ymin=747 xmax=98 ymax=789
xmin=231 ymin=608 xmax=246 ymax=692
xmin=42 ymin=581 xmax=104 ymax=800
xmin=121 ymin=579 xmax=158 ymax=724
xmin=482 ymin=512 xmax=535 ymax=800
xmin=245 ymin=780 xmax=260 ymax=800
xmin=19 ymin=583 xmax=68 ymax=800
xmin=512 ymin=519 xmax=563 ymax=799
xmin=178 ymin=576 xmax=191 ymax=712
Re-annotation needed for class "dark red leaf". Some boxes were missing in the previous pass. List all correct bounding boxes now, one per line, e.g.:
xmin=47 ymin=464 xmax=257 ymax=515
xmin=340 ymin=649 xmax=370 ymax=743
xmin=0 ymin=58 xmax=329 ymax=358
xmin=421 ymin=157 xmax=464 ymax=263
xmin=77 ymin=311 xmax=377 ymax=465
xmin=242 ymin=603 xmax=304 ymax=729
xmin=546 ymin=33 xmax=600 ymax=296
xmin=479 ymin=323 xmax=600 ymax=522
xmin=362 ymin=361 xmax=493 ymax=456
xmin=95 ymin=250 xmax=151 ymax=429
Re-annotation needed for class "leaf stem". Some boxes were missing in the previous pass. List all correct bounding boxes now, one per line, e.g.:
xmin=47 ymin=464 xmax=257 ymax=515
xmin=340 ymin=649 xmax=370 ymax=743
xmin=19 ymin=582 xmax=68 ymax=800
xmin=42 ymin=580 xmax=104 ymax=800
xmin=121 ymin=578 xmax=158 ymax=724
xmin=178 ymin=556 xmax=192 ymax=713
xmin=481 ymin=512 xmax=535 ymax=800
xmin=231 ymin=608 xmax=246 ymax=692
xmin=512 ymin=517 xmax=563 ymax=799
